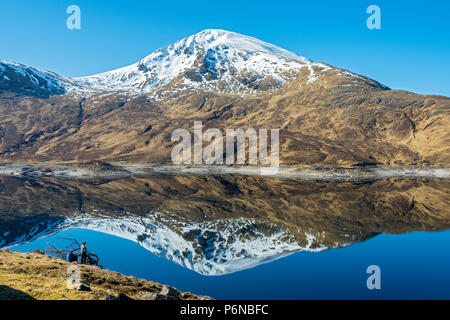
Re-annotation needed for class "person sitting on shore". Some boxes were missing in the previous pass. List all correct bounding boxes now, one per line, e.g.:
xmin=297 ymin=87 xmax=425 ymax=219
xmin=66 ymin=250 xmax=78 ymax=263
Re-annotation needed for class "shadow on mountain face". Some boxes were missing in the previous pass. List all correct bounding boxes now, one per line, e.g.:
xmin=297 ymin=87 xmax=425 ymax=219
xmin=0 ymin=175 xmax=448 ymax=274
xmin=0 ymin=61 xmax=68 ymax=98
xmin=0 ymin=86 xmax=66 ymax=99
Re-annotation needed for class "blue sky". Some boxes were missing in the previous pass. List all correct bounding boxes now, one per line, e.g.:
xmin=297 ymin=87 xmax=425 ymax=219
xmin=1 ymin=0 xmax=449 ymax=96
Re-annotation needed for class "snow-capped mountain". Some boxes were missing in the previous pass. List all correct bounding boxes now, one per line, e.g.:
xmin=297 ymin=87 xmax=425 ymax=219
xmin=4 ymin=29 xmax=446 ymax=168
xmin=75 ymin=29 xmax=312 ymax=94
xmin=0 ymin=60 xmax=78 ymax=97
xmin=1 ymin=29 xmax=385 ymax=97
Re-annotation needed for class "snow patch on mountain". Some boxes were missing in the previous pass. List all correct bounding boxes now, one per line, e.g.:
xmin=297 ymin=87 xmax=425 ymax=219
xmin=0 ymin=59 xmax=94 ymax=96
xmin=0 ymin=60 xmax=69 ymax=92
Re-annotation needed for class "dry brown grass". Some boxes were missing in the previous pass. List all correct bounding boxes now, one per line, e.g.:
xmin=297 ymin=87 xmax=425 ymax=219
xmin=0 ymin=250 xmax=202 ymax=300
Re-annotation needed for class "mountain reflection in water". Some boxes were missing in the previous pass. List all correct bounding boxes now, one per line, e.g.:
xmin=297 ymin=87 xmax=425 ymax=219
xmin=0 ymin=175 xmax=449 ymax=275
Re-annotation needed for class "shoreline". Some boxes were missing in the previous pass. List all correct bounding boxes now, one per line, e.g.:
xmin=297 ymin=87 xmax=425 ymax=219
xmin=0 ymin=162 xmax=449 ymax=182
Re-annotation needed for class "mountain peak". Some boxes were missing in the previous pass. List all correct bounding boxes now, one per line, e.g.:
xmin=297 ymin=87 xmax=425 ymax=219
xmin=75 ymin=30 xmax=312 ymax=94
xmin=178 ymin=29 xmax=311 ymax=63
xmin=1 ymin=30 xmax=386 ymax=98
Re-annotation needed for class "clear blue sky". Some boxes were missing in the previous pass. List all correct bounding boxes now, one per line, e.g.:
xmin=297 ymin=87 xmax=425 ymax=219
xmin=1 ymin=0 xmax=449 ymax=96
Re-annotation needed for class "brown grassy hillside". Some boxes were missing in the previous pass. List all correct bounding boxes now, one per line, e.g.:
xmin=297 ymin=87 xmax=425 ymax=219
xmin=0 ymin=66 xmax=448 ymax=166
xmin=0 ymin=250 xmax=207 ymax=300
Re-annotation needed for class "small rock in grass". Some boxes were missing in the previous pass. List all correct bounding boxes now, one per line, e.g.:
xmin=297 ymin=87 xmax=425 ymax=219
xmin=159 ymin=285 xmax=180 ymax=299
xmin=139 ymin=291 xmax=176 ymax=301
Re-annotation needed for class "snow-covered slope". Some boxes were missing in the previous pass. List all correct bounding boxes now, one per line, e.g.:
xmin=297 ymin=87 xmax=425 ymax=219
xmin=0 ymin=60 xmax=79 ymax=96
xmin=74 ymin=29 xmax=312 ymax=94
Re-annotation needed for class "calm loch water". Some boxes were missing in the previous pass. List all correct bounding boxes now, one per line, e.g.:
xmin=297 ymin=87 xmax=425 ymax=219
xmin=1 ymin=175 xmax=449 ymax=299
xmin=13 ymin=228 xmax=450 ymax=299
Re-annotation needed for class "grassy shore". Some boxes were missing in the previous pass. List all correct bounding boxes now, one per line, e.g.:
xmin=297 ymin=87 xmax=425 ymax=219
xmin=0 ymin=250 xmax=208 ymax=300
